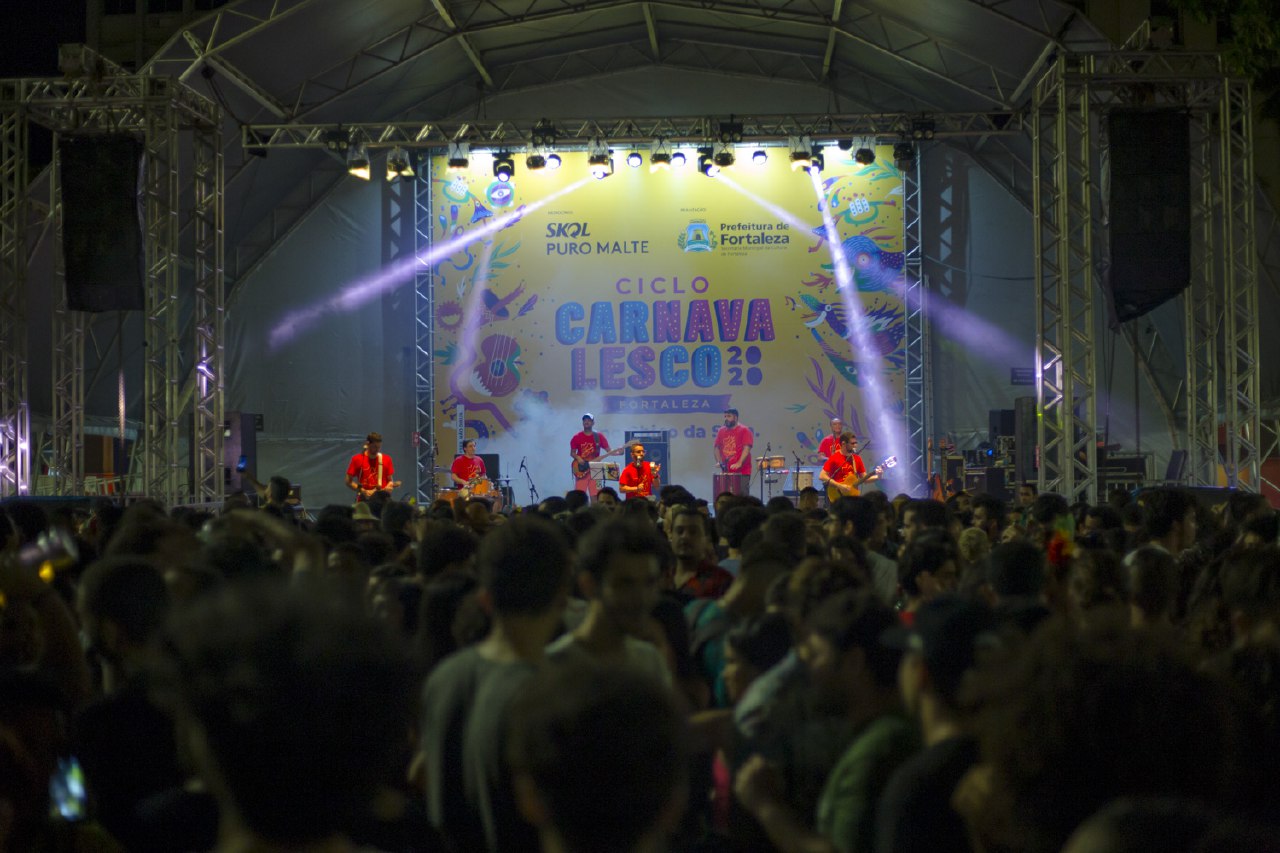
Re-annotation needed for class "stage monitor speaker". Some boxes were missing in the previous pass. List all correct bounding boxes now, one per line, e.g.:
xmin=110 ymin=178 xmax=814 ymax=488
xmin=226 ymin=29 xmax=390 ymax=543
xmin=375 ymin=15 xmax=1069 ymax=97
xmin=59 ymin=135 xmax=145 ymax=312
xmin=479 ymin=453 xmax=501 ymax=482
xmin=624 ymin=431 xmax=669 ymax=482
xmin=223 ymin=412 xmax=258 ymax=495
xmin=1013 ymin=396 xmax=1037 ymax=486
xmin=988 ymin=409 xmax=1015 ymax=442
xmin=1107 ymin=110 xmax=1191 ymax=323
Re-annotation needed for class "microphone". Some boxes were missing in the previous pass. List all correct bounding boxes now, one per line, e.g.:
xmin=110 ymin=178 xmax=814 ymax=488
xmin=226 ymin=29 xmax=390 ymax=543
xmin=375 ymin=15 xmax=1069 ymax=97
xmin=519 ymin=457 xmax=527 ymax=471
xmin=766 ymin=442 xmax=772 ymax=453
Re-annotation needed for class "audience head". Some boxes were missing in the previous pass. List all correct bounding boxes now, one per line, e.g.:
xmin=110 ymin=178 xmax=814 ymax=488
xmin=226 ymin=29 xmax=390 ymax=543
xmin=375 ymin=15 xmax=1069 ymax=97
xmin=156 ymin=584 xmax=414 ymax=846
xmin=898 ymin=529 xmax=960 ymax=601
xmin=509 ymin=663 xmax=690 ymax=853
xmin=477 ymin=516 xmax=571 ymax=617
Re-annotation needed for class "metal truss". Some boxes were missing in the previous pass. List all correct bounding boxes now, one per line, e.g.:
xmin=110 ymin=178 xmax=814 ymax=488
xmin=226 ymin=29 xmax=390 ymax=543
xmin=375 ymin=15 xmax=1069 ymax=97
xmin=190 ymin=122 xmax=225 ymax=505
xmin=0 ymin=47 xmax=224 ymax=503
xmin=49 ymin=148 xmax=85 ymax=495
xmin=244 ymin=112 xmax=1024 ymax=151
xmin=0 ymin=109 xmax=30 ymax=495
xmin=414 ymin=163 xmax=435 ymax=504
xmin=1032 ymin=50 xmax=1259 ymax=501
xmin=1032 ymin=54 xmax=1099 ymax=504
xmin=901 ymin=154 xmax=929 ymax=494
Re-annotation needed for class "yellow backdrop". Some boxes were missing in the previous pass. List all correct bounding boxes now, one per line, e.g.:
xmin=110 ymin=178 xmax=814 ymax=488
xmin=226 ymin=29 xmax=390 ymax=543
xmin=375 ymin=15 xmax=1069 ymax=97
xmin=429 ymin=145 xmax=906 ymax=498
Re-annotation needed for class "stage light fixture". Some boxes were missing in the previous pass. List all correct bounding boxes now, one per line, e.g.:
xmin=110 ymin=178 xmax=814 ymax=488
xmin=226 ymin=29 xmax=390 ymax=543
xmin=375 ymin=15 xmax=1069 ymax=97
xmin=546 ymin=153 xmax=562 ymax=169
xmin=837 ymin=138 xmax=854 ymax=151
xmin=893 ymin=142 xmax=916 ymax=172
xmin=752 ymin=149 xmax=768 ymax=166
xmin=492 ymin=151 xmax=515 ymax=182
xmin=346 ymin=142 xmax=370 ymax=180
xmin=526 ymin=153 xmax=546 ymax=171
xmin=650 ymin=151 xmax=671 ymax=171
xmin=386 ymin=146 xmax=414 ymax=181
xmin=911 ymin=118 xmax=936 ymax=140
xmin=697 ymin=147 xmax=718 ymax=177
xmin=446 ymin=141 xmax=470 ymax=171
xmin=671 ymin=151 xmax=687 ymax=168
xmin=588 ymin=153 xmax=613 ymax=179
xmin=713 ymin=145 xmax=735 ymax=170
xmin=854 ymin=147 xmax=876 ymax=165
xmin=531 ymin=120 xmax=558 ymax=148
xmin=808 ymin=148 xmax=825 ymax=174
xmin=718 ymin=119 xmax=744 ymax=144
xmin=788 ymin=136 xmax=811 ymax=171
xmin=627 ymin=151 xmax=643 ymax=168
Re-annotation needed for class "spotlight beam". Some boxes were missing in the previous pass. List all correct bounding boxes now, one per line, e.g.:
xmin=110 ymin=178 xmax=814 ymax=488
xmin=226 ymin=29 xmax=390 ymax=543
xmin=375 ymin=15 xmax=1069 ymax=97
xmin=809 ymin=168 xmax=907 ymax=482
xmin=268 ymin=176 xmax=592 ymax=350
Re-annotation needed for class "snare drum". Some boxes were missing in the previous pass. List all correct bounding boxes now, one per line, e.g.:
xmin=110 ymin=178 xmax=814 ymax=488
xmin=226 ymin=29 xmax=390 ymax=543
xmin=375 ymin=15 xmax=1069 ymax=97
xmin=470 ymin=478 xmax=495 ymax=497
xmin=713 ymin=472 xmax=751 ymax=497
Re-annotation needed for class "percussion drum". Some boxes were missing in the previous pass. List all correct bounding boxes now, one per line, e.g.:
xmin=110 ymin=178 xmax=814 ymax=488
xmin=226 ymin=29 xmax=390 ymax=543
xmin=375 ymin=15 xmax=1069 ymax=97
xmin=470 ymin=478 xmax=495 ymax=497
xmin=713 ymin=472 xmax=751 ymax=497
xmin=793 ymin=470 xmax=814 ymax=491
xmin=435 ymin=489 xmax=463 ymax=505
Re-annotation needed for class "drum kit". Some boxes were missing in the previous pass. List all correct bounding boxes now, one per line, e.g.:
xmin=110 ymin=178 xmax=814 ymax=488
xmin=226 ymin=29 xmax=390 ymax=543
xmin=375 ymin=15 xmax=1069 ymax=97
xmin=433 ymin=469 xmax=509 ymax=511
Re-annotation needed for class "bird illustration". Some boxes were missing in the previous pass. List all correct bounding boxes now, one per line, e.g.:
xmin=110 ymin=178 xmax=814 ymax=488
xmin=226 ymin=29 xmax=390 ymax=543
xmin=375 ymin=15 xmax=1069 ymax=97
xmin=811 ymin=227 xmax=905 ymax=293
xmin=810 ymin=330 xmax=868 ymax=386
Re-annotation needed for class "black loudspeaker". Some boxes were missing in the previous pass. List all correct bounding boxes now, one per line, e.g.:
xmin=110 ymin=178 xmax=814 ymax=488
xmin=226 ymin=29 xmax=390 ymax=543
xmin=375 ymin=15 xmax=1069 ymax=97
xmin=224 ymin=411 xmax=258 ymax=495
xmin=1013 ymin=396 xmax=1038 ymax=485
xmin=1107 ymin=110 xmax=1191 ymax=323
xmin=479 ymin=453 xmax=501 ymax=481
xmin=625 ymin=431 xmax=669 ymax=482
xmin=988 ymin=409 xmax=1015 ymax=442
xmin=59 ymin=135 xmax=145 ymax=312
xmin=964 ymin=467 xmax=1010 ymax=501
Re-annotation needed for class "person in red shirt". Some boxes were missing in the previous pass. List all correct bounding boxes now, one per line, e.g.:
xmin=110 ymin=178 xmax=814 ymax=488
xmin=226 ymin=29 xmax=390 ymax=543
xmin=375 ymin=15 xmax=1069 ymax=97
xmin=618 ymin=443 xmax=660 ymax=500
xmin=450 ymin=439 xmax=487 ymax=488
xmin=569 ymin=413 xmax=615 ymax=500
xmin=345 ymin=431 xmax=400 ymax=500
xmin=713 ymin=409 xmax=754 ymax=496
xmin=819 ymin=432 xmax=882 ymax=499
xmin=817 ymin=416 xmax=844 ymax=459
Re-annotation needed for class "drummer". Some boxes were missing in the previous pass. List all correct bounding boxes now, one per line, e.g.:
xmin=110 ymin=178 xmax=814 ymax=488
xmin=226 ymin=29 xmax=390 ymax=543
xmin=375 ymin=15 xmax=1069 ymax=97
xmin=450 ymin=439 xmax=487 ymax=488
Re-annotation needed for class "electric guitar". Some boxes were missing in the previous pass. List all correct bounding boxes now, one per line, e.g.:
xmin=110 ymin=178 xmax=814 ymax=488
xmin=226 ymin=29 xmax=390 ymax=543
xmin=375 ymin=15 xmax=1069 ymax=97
xmin=571 ymin=445 xmax=625 ymax=479
xmin=824 ymin=455 xmax=897 ymax=501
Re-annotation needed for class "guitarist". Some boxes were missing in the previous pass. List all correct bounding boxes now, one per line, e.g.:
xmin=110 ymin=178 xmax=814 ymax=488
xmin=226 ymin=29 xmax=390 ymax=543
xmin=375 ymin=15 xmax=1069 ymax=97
xmin=346 ymin=431 xmax=402 ymax=500
xmin=819 ymin=432 xmax=881 ymax=500
xmin=569 ymin=413 xmax=615 ymax=500
xmin=450 ymin=439 xmax=487 ymax=490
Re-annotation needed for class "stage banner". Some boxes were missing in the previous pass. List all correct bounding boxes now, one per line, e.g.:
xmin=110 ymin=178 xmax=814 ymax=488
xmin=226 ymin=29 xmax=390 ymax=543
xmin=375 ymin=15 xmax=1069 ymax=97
xmin=429 ymin=146 xmax=907 ymax=502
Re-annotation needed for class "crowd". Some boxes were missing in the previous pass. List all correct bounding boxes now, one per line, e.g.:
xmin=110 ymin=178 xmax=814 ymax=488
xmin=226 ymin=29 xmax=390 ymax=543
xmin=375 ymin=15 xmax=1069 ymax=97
xmin=1 ymin=476 xmax=1279 ymax=853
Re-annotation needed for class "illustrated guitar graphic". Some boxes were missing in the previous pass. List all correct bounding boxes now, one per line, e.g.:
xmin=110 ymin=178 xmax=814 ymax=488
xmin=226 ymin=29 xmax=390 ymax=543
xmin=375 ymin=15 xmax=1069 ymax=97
xmin=825 ymin=455 xmax=897 ymax=501
xmin=571 ymin=445 xmax=626 ymax=479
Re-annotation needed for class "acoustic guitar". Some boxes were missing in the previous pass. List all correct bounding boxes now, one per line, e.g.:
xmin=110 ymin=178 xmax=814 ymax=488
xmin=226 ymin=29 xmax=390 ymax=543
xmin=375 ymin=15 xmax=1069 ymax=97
xmin=824 ymin=455 xmax=897 ymax=502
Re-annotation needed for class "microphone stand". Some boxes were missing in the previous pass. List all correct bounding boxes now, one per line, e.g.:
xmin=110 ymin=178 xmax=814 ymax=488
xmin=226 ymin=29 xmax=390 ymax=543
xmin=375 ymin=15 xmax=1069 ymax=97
xmin=520 ymin=459 xmax=539 ymax=505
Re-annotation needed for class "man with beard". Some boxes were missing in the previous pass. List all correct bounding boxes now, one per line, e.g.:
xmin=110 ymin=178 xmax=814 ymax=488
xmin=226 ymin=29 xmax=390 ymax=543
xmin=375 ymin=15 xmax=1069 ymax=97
xmin=735 ymin=590 xmax=916 ymax=853
xmin=669 ymin=507 xmax=734 ymax=602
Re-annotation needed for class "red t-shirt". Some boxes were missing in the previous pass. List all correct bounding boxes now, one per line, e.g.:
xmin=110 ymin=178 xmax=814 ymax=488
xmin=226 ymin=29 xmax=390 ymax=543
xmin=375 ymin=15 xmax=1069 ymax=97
xmin=821 ymin=450 xmax=866 ymax=493
xmin=570 ymin=431 xmax=610 ymax=473
xmin=451 ymin=454 xmax=486 ymax=485
xmin=818 ymin=434 xmax=840 ymax=458
xmin=714 ymin=424 xmax=754 ymax=475
xmin=618 ymin=461 xmax=657 ymax=498
xmin=347 ymin=452 xmax=394 ymax=492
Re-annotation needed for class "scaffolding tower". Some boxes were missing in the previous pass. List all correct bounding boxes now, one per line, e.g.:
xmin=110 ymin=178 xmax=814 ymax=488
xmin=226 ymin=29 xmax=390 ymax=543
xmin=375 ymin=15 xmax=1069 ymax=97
xmin=1032 ymin=50 xmax=1257 ymax=504
xmin=0 ymin=45 xmax=224 ymax=505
